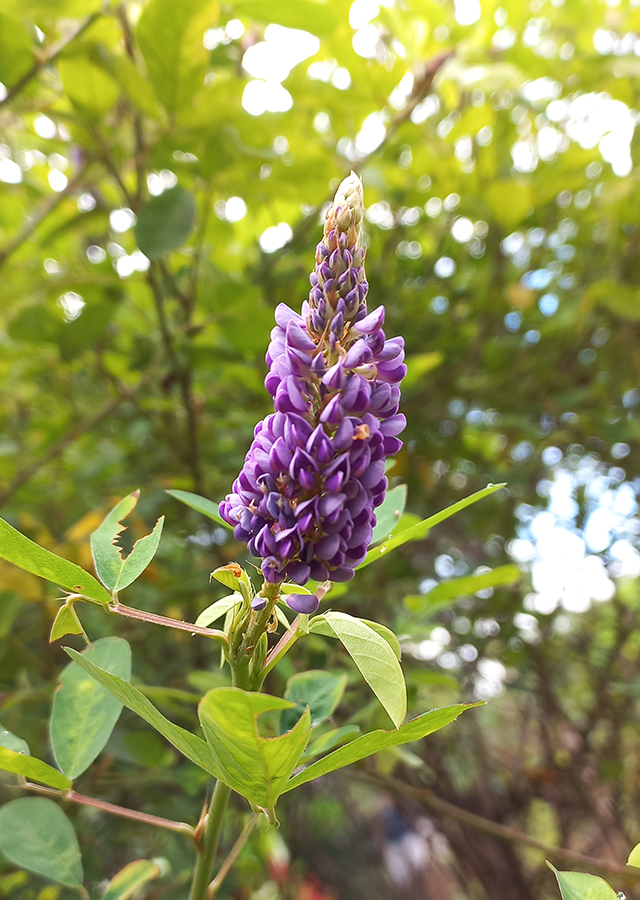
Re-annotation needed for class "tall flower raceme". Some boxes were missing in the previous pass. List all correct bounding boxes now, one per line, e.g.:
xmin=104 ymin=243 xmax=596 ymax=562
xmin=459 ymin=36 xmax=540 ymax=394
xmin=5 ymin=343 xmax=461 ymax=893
xmin=220 ymin=174 xmax=407 ymax=613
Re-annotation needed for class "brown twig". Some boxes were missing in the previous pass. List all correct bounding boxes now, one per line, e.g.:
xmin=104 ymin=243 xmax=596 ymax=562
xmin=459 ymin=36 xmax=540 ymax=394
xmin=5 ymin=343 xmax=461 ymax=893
xmin=109 ymin=601 xmax=227 ymax=644
xmin=373 ymin=774 xmax=640 ymax=884
xmin=0 ymin=370 xmax=156 ymax=509
xmin=0 ymin=12 xmax=103 ymax=110
xmin=0 ymin=164 xmax=89 ymax=271
xmin=20 ymin=780 xmax=194 ymax=837
xmin=147 ymin=263 xmax=204 ymax=493
xmin=207 ymin=813 xmax=260 ymax=897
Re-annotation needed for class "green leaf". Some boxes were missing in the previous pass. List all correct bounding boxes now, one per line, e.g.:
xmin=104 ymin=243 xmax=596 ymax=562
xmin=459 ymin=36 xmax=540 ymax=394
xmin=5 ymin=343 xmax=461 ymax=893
xmin=0 ymin=798 xmax=83 ymax=888
xmin=358 ymin=619 xmax=402 ymax=660
xmin=370 ymin=485 xmax=408 ymax=545
xmin=284 ymin=703 xmax=480 ymax=792
xmin=547 ymin=863 xmax=617 ymax=900
xmin=302 ymin=724 xmax=360 ymax=760
xmin=310 ymin=612 xmax=406 ymax=728
xmin=0 ymin=724 xmax=29 ymax=755
xmin=280 ymin=583 xmax=313 ymax=595
xmin=51 ymin=637 xmax=131 ymax=779
xmin=98 ymin=50 xmax=163 ymax=120
xmin=628 ymin=842 xmax=640 ymax=867
xmin=0 ymin=747 xmax=71 ymax=790
xmin=166 ymin=489 xmax=231 ymax=528
xmin=210 ymin=566 xmax=243 ymax=592
xmin=198 ymin=688 xmax=311 ymax=815
xmin=63 ymin=648 xmax=219 ymax=775
xmin=358 ymin=484 xmax=505 ymax=570
xmin=282 ymin=670 xmax=348 ymax=730
xmin=232 ymin=0 xmax=339 ymax=37
xmin=404 ymin=565 xmax=520 ymax=613
xmin=103 ymin=859 xmax=166 ymax=900
xmin=90 ymin=491 xmax=164 ymax=594
xmin=195 ymin=594 xmax=242 ymax=628
xmin=134 ymin=187 xmax=196 ymax=260
xmin=402 ymin=352 xmax=444 ymax=390
xmin=0 ymin=517 xmax=111 ymax=605
xmin=50 ymin=602 xmax=84 ymax=642
xmin=137 ymin=0 xmax=215 ymax=112
xmin=58 ymin=56 xmax=120 ymax=115
xmin=0 ymin=13 xmax=34 ymax=85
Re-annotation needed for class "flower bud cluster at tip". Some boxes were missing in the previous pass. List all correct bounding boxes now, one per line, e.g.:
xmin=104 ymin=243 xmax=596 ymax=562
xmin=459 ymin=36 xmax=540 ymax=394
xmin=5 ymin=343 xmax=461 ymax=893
xmin=220 ymin=173 xmax=406 ymax=611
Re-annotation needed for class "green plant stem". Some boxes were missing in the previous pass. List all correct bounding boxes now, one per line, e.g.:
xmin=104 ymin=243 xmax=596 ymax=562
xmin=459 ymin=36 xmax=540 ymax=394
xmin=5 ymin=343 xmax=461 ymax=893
xmin=188 ymin=780 xmax=232 ymax=900
xmin=230 ymin=581 xmax=282 ymax=690
xmin=188 ymin=582 xmax=281 ymax=899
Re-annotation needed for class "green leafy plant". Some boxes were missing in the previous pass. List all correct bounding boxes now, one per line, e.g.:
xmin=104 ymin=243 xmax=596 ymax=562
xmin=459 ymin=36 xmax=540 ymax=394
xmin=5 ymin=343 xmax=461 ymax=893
xmin=0 ymin=473 xmax=492 ymax=896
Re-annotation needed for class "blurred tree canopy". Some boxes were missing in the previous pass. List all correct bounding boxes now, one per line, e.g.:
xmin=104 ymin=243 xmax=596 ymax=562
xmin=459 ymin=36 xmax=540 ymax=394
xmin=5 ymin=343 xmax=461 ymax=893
xmin=1 ymin=0 xmax=640 ymax=897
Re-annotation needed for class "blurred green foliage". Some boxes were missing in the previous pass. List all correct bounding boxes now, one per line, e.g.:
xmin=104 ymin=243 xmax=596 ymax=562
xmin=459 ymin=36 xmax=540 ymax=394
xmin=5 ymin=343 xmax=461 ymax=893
xmin=1 ymin=0 xmax=640 ymax=896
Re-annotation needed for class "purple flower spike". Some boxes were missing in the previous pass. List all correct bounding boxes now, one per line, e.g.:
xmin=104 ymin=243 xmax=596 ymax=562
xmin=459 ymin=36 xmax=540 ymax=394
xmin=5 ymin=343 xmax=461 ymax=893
xmin=219 ymin=173 xmax=406 ymax=587
xmin=285 ymin=593 xmax=321 ymax=614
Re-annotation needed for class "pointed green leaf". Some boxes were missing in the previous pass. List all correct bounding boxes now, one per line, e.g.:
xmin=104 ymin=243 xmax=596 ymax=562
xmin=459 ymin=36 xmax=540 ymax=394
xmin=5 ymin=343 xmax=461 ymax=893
xmin=284 ymin=703 xmax=480 ymax=792
xmin=280 ymin=583 xmax=313 ymax=595
xmin=0 ymin=517 xmax=111 ymax=605
xmin=98 ymin=50 xmax=163 ymax=120
xmin=91 ymin=492 xmax=164 ymax=593
xmin=628 ymin=843 xmax=640 ymax=868
xmin=195 ymin=594 xmax=242 ymax=628
xmin=0 ymin=747 xmax=71 ymax=790
xmin=63 ymin=648 xmax=218 ymax=775
xmin=0 ymin=724 xmax=29 ymax=755
xmin=210 ymin=566 xmax=243 ymax=592
xmin=310 ymin=612 xmax=406 ymax=728
xmin=283 ymin=670 xmax=348 ymax=730
xmin=137 ymin=0 xmax=215 ymax=113
xmin=51 ymin=637 xmax=131 ymax=779
xmin=134 ymin=187 xmax=196 ymax=260
xmin=58 ymin=57 xmax=120 ymax=115
xmin=302 ymin=725 xmax=360 ymax=760
xmin=358 ymin=484 xmax=506 ymax=569
xmin=406 ymin=565 xmax=520 ymax=611
xmin=0 ymin=798 xmax=83 ymax=888
xmin=166 ymin=489 xmax=231 ymax=528
xmin=198 ymin=688 xmax=311 ymax=814
xmin=50 ymin=603 xmax=84 ymax=643
xmin=547 ymin=863 xmax=617 ymax=899
xmin=103 ymin=859 xmax=166 ymax=900
xmin=370 ymin=485 xmax=408 ymax=545
xmin=358 ymin=619 xmax=402 ymax=659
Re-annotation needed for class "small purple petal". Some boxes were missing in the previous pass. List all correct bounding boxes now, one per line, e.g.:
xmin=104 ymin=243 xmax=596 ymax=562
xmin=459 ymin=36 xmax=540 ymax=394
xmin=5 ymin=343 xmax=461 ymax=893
xmin=285 ymin=593 xmax=320 ymax=614
xmin=251 ymin=596 xmax=268 ymax=611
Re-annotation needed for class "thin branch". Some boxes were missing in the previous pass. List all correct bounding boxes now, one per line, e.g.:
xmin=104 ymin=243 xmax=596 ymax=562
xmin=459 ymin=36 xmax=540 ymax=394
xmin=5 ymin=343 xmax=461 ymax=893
xmin=263 ymin=615 xmax=301 ymax=677
xmin=20 ymin=781 xmax=194 ymax=838
xmin=207 ymin=813 xmax=260 ymax=898
xmin=0 ymin=12 xmax=103 ymax=109
xmin=373 ymin=774 xmax=640 ymax=884
xmin=0 ymin=369 xmax=156 ymax=509
xmin=116 ymin=2 xmax=146 ymax=211
xmin=0 ymin=163 xmax=89 ymax=271
xmin=109 ymin=601 xmax=228 ymax=644
xmin=147 ymin=263 xmax=204 ymax=493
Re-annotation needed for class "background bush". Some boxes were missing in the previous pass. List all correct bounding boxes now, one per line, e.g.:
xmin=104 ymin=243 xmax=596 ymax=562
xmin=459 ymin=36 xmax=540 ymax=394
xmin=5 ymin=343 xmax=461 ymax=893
xmin=1 ymin=0 xmax=639 ymax=897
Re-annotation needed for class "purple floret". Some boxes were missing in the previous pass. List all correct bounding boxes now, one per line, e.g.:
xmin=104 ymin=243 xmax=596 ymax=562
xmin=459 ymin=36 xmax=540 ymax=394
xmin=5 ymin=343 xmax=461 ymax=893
xmin=219 ymin=174 xmax=406 ymax=597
